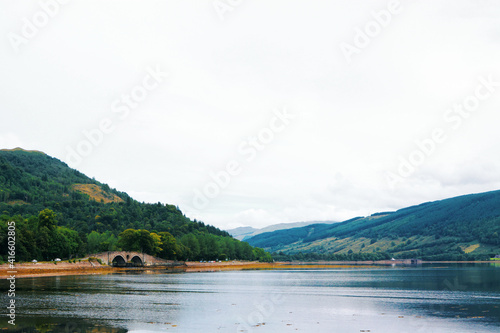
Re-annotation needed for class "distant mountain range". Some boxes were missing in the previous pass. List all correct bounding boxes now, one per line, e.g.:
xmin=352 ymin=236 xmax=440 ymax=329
xmin=227 ymin=221 xmax=338 ymax=241
xmin=245 ymin=190 xmax=500 ymax=260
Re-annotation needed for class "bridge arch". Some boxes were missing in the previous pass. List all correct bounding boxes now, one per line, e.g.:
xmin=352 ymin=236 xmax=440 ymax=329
xmin=131 ymin=255 xmax=143 ymax=266
xmin=111 ymin=255 xmax=126 ymax=267
xmin=92 ymin=251 xmax=176 ymax=267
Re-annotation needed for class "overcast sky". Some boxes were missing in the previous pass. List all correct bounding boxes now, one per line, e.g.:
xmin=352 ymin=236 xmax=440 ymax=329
xmin=1 ymin=0 xmax=500 ymax=230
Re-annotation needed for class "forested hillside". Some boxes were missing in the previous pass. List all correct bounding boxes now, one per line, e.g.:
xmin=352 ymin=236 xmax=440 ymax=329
xmin=0 ymin=149 xmax=271 ymax=262
xmin=247 ymin=191 xmax=500 ymax=261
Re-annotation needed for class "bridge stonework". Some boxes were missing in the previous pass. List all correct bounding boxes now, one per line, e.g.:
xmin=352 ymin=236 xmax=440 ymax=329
xmin=90 ymin=251 xmax=179 ymax=267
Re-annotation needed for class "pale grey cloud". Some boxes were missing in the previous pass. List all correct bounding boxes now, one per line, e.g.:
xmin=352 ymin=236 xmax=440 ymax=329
xmin=1 ymin=0 xmax=500 ymax=229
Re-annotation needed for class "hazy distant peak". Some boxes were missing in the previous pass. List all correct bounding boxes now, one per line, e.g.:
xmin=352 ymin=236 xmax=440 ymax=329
xmin=227 ymin=220 xmax=338 ymax=241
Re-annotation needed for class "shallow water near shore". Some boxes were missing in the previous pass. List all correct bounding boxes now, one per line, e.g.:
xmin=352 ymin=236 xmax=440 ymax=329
xmin=1 ymin=263 xmax=499 ymax=332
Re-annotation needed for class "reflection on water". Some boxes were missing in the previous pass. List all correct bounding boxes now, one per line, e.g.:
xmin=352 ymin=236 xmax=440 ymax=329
xmin=0 ymin=264 xmax=499 ymax=332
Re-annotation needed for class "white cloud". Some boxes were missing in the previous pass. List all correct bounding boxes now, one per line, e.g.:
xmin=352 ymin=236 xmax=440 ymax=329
xmin=1 ymin=0 xmax=500 ymax=230
xmin=0 ymin=133 xmax=25 ymax=150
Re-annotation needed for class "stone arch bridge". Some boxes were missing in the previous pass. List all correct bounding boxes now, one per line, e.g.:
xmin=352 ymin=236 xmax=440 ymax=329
xmin=89 ymin=251 xmax=180 ymax=267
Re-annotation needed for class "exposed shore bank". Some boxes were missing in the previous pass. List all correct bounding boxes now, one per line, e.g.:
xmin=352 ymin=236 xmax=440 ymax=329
xmin=0 ymin=261 xmax=283 ymax=278
xmin=1 ymin=260 xmax=495 ymax=279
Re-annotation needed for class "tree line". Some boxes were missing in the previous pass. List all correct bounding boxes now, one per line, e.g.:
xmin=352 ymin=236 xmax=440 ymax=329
xmin=0 ymin=209 xmax=272 ymax=263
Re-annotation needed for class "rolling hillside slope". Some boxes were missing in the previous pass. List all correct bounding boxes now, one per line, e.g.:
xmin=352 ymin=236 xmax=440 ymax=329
xmin=246 ymin=191 xmax=500 ymax=260
xmin=0 ymin=148 xmax=270 ymax=262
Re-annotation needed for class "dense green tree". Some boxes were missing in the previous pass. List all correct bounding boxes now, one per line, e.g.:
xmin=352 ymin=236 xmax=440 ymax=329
xmin=38 ymin=208 xmax=57 ymax=231
xmin=117 ymin=229 xmax=140 ymax=252
xmin=157 ymin=232 xmax=181 ymax=259
xmin=117 ymin=229 xmax=162 ymax=256
xmin=180 ymin=233 xmax=200 ymax=260
xmin=253 ymin=247 xmax=273 ymax=262
xmin=87 ymin=231 xmax=101 ymax=253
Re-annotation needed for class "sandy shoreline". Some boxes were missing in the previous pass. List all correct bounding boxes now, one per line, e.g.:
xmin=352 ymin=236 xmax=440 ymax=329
xmin=1 ymin=260 xmax=494 ymax=279
xmin=0 ymin=260 xmax=376 ymax=278
xmin=0 ymin=261 xmax=119 ymax=279
xmin=0 ymin=261 xmax=281 ymax=279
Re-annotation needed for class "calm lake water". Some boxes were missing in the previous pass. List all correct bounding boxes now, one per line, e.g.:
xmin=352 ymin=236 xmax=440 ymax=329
xmin=1 ymin=264 xmax=499 ymax=332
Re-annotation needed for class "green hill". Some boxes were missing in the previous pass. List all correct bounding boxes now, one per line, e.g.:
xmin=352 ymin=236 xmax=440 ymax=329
xmin=246 ymin=191 xmax=500 ymax=261
xmin=0 ymin=148 xmax=271 ymax=262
